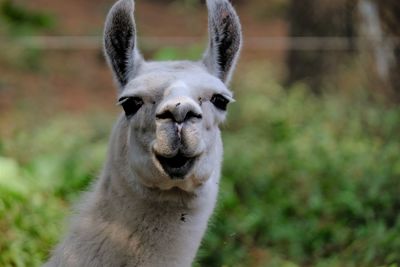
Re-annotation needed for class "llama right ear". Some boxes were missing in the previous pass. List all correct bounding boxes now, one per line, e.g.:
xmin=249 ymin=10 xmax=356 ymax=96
xmin=104 ymin=0 xmax=142 ymax=89
xmin=203 ymin=0 xmax=242 ymax=84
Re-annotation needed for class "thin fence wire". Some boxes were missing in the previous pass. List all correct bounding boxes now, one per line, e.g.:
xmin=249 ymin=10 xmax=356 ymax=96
xmin=1 ymin=36 xmax=399 ymax=51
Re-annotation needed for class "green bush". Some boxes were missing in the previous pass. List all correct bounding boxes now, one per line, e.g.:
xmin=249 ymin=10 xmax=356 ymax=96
xmin=1 ymin=68 xmax=400 ymax=266
xmin=0 ymin=0 xmax=55 ymax=71
xmin=0 ymin=0 xmax=54 ymax=35
xmin=196 ymin=69 xmax=400 ymax=267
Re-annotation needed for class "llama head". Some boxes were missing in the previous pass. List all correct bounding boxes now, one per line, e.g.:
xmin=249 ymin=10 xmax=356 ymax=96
xmin=104 ymin=0 xmax=242 ymax=193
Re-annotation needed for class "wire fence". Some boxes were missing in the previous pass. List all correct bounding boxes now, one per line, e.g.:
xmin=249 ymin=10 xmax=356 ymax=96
xmin=1 ymin=36 xmax=399 ymax=51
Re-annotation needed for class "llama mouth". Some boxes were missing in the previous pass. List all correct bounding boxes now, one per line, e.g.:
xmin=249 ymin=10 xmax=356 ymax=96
xmin=155 ymin=153 xmax=196 ymax=179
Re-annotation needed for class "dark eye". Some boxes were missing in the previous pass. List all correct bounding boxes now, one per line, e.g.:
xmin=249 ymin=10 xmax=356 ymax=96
xmin=118 ymin=97 xmax=144 ymax=118
xmin=210 ymin=94 xmax=230 ymax=111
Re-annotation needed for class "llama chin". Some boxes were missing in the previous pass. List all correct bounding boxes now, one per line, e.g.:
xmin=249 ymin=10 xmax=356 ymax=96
xmin=44 ymin=0 xmax=241 ymax=266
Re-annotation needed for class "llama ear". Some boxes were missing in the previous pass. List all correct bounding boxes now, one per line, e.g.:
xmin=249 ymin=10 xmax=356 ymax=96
xmin=104 ymin=0 xmax=142 ymax=89
xmin=203 ymin=0 xmax=242 ymax=84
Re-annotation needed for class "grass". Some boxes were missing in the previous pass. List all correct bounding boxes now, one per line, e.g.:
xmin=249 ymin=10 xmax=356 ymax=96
xmin=1 ymin=66 xmax=400 ymax=267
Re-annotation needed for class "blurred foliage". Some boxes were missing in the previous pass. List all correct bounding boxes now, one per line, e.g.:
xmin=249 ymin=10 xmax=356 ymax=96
xmin=0 ymin=0 xmax=54 ymax=35
xmin=250 ymin=0 xmax=289 ymax=20
xmin=1 ymin=66 xmax=400 ymax=267
xmin=152 ymin=45 xmax=203 ymax=61
xmin=196 ymin=67 xmax=400 ymax=266
xmin=0 ymin=0 xmax=55 ymax=71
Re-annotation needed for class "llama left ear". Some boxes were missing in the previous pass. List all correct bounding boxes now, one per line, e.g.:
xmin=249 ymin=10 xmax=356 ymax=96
xmin=203 ymin=0 xmax=242 ymax=84
xmin=104 ymin=0 xmax=142 ymax=90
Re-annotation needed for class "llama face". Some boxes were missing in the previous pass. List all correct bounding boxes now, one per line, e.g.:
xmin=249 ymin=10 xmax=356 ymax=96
xmin=118 ymin=62 xmax=232 ymax=191
xmin=104 ymin=0 xmax=241 ymax=193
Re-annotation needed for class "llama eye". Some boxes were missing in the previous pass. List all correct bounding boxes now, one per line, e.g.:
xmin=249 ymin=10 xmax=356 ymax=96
xmin=210 ymin=94 xmax=230 ymax=111
xmin=118 ymin=97 xmax=144 ymax=118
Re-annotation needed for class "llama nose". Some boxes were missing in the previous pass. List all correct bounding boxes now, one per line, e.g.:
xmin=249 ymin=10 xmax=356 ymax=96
xmin=156 ymin=97 xmax=202 ymax=123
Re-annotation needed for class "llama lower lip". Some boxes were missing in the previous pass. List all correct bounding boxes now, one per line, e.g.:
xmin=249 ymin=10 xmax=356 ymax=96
xmin=156 ymin=153 xmax=196 ymax=179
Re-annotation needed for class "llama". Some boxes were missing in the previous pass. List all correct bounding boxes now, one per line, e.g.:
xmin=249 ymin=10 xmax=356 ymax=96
xmin=44 ymin=0 xmax=241 ymax=266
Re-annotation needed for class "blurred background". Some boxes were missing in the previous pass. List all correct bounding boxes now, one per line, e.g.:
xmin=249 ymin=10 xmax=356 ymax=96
xmin=0 ymin=0 xmax=400 ymax=266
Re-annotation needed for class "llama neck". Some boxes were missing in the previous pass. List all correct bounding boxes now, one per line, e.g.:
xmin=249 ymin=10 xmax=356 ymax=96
xmin=83 ymin=167 xmax=219 ymax=267
xmin=46 ymin=165 xmax=218 ymax=267
xmin=46 ymin=122 xmax=221 ymax=267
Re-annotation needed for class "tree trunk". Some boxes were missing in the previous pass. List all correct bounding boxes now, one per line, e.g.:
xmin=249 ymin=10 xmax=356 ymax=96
xmin=359 ymin=0 xmax=400 ymax=100
xmin=286 ymin=0 xmax=358 ymax=93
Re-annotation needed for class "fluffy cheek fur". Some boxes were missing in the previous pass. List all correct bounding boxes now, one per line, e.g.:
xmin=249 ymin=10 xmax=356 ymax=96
xmin=191 ymin=128 xmax=223 ymax=184
xmin=127 ymin=125 xmax=163 ymax=188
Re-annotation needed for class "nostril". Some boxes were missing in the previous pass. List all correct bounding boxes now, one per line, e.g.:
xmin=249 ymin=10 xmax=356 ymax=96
xmin=156 ymin=111 xmax=175 ymax=120
xmin=157 ymin=100 xmax=202 ymax=123
xmin=184 ymin=111 xmax=202 ymax=121
xmin=157 ymin=110 xmax=202 ymax=122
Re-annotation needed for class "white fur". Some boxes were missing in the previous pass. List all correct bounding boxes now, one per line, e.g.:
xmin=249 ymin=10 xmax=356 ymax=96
xmin=44 ymin=0 xmax=241 ymax=266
